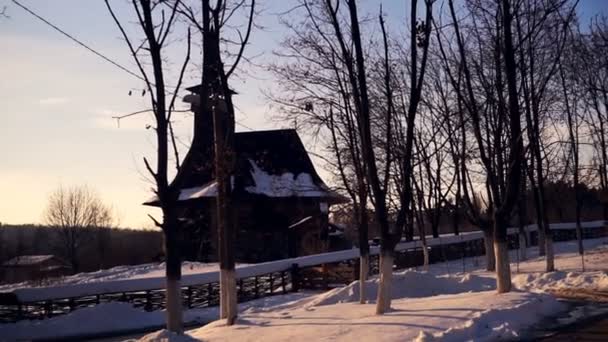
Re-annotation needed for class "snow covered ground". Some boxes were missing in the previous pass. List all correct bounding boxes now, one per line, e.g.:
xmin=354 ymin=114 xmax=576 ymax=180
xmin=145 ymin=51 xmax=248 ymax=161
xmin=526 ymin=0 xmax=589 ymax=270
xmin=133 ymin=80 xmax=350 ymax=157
xmin=2 ymin=237 xmax=608 ymax=341
xmin=0 ymin=262 xmax=248 ymax=293
xmin=184 ymin=237 xmax=608 ymax=342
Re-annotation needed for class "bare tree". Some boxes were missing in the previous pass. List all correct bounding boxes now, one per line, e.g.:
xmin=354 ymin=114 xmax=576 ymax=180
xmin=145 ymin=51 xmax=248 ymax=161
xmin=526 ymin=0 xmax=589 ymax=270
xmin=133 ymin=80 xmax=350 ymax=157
xmin=44 ymin=185 xmax=115 ymax=273
xmin=105 ymin=0 xmax=191 ymax=332
xmin=438 ymin=0 xmax=525 ymax=293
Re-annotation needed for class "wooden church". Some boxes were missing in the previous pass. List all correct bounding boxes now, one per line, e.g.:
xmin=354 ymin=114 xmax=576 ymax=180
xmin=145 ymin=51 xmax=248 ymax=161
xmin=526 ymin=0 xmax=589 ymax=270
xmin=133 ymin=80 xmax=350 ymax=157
xmin=146 ymin=84 xmax=347 ymax=263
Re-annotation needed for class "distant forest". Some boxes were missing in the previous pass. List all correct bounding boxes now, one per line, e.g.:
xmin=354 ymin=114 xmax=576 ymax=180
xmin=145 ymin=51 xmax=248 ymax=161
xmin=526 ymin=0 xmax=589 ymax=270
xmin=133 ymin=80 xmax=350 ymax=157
xmin=2 ymin=180 xmax=604 ymax=279
xmin=0 ymin=224 xmax=163 ymax=274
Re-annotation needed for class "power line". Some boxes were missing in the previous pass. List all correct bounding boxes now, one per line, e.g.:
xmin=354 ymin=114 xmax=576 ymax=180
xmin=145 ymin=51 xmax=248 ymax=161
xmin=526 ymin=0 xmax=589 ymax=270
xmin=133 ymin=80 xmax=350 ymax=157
xmin=12 ymin=0 xmax=146 ymax=82
xmin=12 ymin=0 xmax=255 ymax=131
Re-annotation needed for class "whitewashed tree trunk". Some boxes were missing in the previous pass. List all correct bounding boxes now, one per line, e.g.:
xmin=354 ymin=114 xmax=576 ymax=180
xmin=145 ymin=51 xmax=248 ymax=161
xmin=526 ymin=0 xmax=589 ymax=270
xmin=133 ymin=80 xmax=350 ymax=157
xmin=422 ymin=244 xmax=430 ymax=272
xmin=494 ymin=241 xmax=512 ymax=293
xmin=166 ymin=278 xmax=183 ymax=333
xmin=483 ymin=230 xmax=496 ymax=271
xmin=220 ymin=271 xmax=227 ymax=319
xmin=164 ymin=225 xmax=183 ymax=333
xmin=226 ymin=269 xmax=237 ymax=325
xmin=545 ymin=235 xmax=555 ymax=272
xmin=359 ymin=254 xmax=369 ymax=304
xmin=375 ymin=252 xmax=394 ymax=314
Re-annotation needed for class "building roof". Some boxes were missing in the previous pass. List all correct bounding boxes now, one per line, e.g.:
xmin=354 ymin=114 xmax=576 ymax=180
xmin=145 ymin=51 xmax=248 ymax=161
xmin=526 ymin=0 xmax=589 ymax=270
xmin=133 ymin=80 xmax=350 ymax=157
xmin=146 ymin=129 xmax=347 ymax=205
xmin=2 ymin=255 xmax=61 ymax=267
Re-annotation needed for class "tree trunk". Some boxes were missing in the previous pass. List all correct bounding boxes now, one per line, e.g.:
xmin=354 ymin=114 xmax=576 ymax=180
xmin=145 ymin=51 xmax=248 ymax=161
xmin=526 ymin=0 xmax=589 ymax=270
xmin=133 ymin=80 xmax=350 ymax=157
xmin=483 ymin=229 xmax=496 ymax=271
xmin=164 ymin=225 xmax=183 ymax=333
xmin=214 ymin=97 xmax=237 ymax=325
xmin=357 ymin=203 xmax=370 ymax=304
xmin=422 ymin=244 xmax=430 ymax=272
xmin=518 ymin=229 xmax=527 ymax=261
xmin=375 ymin=250 xmax=394 ymax=314
xmin=537 ymin=226 xmax=546 ymax=256
xmin=359 ymin=254 xmax=369 ymax=304
xmin=494 ymin=239 xmax=511 ymax=293
xmin=545 ymin=231 xmax=555 ymax=272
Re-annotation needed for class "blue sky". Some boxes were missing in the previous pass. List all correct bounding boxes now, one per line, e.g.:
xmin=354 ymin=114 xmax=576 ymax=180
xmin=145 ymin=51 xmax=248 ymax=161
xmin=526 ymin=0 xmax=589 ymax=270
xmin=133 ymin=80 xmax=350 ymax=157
xmin=0 ymin=0 xmax=606 ymax=228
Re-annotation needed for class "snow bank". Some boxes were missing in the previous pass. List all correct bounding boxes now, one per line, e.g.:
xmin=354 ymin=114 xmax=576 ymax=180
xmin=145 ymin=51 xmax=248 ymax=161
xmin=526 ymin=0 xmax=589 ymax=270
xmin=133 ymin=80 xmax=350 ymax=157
xmin=0 ymin=292 xmax=317 ymax=341
xmin=513 ymin=270 xmax=608 ymax=292
xmin=414 ymin=292 xmax=565 ymax=342
xmin=3 ymin=222 xmax=604 ymax=302
xmin=132 ymin=329 xmax=199 ymax=342
xmin=308 ymin=271 xmax=495 ymax=307
xmin=0 ymin=303 xmax=164 ymax=341
xmin=190 ymin=291 xmax=567 ymax=342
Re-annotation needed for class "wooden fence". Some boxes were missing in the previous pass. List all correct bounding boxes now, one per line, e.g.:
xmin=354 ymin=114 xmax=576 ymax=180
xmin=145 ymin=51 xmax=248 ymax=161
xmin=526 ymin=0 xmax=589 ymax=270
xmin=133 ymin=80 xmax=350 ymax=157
xmin=1 ymin=221 xmax=606 ymax=323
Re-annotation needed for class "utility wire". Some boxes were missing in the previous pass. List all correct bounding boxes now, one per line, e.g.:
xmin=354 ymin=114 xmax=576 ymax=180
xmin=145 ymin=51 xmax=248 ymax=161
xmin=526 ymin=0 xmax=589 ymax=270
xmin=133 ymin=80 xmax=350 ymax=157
xmin=12 ymin=0 xmax=254 ymax=131
xmin=12 ymin=0 xmax=145 ymax=82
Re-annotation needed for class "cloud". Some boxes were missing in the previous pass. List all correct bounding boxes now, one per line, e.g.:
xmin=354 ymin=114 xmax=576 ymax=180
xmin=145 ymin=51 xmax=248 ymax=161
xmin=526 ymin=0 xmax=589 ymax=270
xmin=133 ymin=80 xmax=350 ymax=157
xmin=39 ymin=97 xmax=69 ymax=105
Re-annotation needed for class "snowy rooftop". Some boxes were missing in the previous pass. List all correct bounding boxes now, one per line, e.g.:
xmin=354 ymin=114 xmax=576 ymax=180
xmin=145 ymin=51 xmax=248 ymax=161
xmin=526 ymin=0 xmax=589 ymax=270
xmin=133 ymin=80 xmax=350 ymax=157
xmin=146 ymin=129 xmax=348 ymax=205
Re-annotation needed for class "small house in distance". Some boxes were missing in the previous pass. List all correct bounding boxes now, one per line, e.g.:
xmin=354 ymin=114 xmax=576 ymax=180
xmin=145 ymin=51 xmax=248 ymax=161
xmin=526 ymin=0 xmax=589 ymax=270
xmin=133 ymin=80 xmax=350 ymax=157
xmin=146 ymin=86 xmax=348 ymax=263
xmin=0 ymin=255 xmax=71 ymax=284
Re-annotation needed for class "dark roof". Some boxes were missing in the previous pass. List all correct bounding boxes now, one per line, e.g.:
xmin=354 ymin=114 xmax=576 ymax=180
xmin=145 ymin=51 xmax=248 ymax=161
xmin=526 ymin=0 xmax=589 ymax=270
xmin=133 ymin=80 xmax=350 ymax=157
xmin=146 ymin=129 xmax=347 ymax=205
xmin=185 ymin=84 xmax=238 ymax=95
xmin=234 ymin=129 xmax=324 ymax=182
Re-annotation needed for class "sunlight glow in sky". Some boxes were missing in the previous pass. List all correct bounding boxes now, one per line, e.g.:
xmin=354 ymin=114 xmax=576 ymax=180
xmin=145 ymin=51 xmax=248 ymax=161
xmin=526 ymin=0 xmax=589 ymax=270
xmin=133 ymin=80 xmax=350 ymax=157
xmin=0 ymin=0 xmax=606 ymax=228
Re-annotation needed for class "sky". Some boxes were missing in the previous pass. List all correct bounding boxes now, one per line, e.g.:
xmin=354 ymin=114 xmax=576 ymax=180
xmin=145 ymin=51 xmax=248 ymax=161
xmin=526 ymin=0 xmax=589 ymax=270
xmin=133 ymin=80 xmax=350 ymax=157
xmin=1 ymin=0 xmax=607 ymax=228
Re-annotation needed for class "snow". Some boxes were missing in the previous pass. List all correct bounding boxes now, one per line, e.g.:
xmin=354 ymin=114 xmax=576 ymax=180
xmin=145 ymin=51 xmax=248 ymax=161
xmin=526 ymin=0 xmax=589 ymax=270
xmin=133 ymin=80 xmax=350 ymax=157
xmin=183 ymin=237 xmax=608 ymax=341
xmin=2 ymin=255 xmax=57 ymax=266
xmin=133 ymin=329 xmax=199 ymax=342
xmin=2 ymin=221 xmax=605 ymax=303
xmin=189 ymin=291 xmax=565 ymax=342
xmin=288 ymin=216 xmax=314 ymax=229
xmin=0 ymin=261 xmax=249 ymax=301
xmin=0 ymin=292 xmax=318 ymax=341
xmin=245 ymin=159 xmax=330 ymax=197
xmin=306 ymin=271 xmax=496 ymax=307
xmin=3 ymin=237 xmax=608 ymax=341
xmin=0 ymin=302 xmax=164 ymax=341
xmin=179 ymin=182 xmax=218 ymax=200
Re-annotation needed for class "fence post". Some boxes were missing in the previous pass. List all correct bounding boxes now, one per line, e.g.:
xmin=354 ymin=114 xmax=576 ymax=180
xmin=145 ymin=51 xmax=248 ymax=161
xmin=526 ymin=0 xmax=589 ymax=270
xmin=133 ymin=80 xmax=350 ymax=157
xmin=290 ymin=263 xmax=300 ymax=293
xmin=207 ymin=283 xmax=214 ymax=306
xmin=269 ymin=274 xmax=274 ymax=294
xmin=186 ymin=287 xmax=192 ymax=309
xmin=281 ymin=271 xmax=287 ymax=294
xmin=45 ymin=301 xmax=52 ymax=318
xmin=145 ymin=291 xmax=152 ymax=311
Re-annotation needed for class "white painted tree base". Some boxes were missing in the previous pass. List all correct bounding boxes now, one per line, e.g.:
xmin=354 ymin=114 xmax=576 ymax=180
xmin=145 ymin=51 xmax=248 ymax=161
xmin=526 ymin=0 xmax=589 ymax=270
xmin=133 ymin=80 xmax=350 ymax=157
xmin=494 ymin=241 xmax=511 ymax=293
xmin=519 ymin=232 xmax=527 ymax=261
xmin=226 ymin=269 xmax=237 ymax=325
xmin=359 ymin=255 xmax=369 ymax=304
xmin=165 ymin=278 xmax=183 ymax=333
xmin=220 ymin=269 xmax=237 ymax=325
xmin=546 ymin=237 xmax=555 ymax=272
xmin=422 ymin=244 xmax=430 ymax=272
xmin=375 ymin=253 xmax=394 ymax=315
